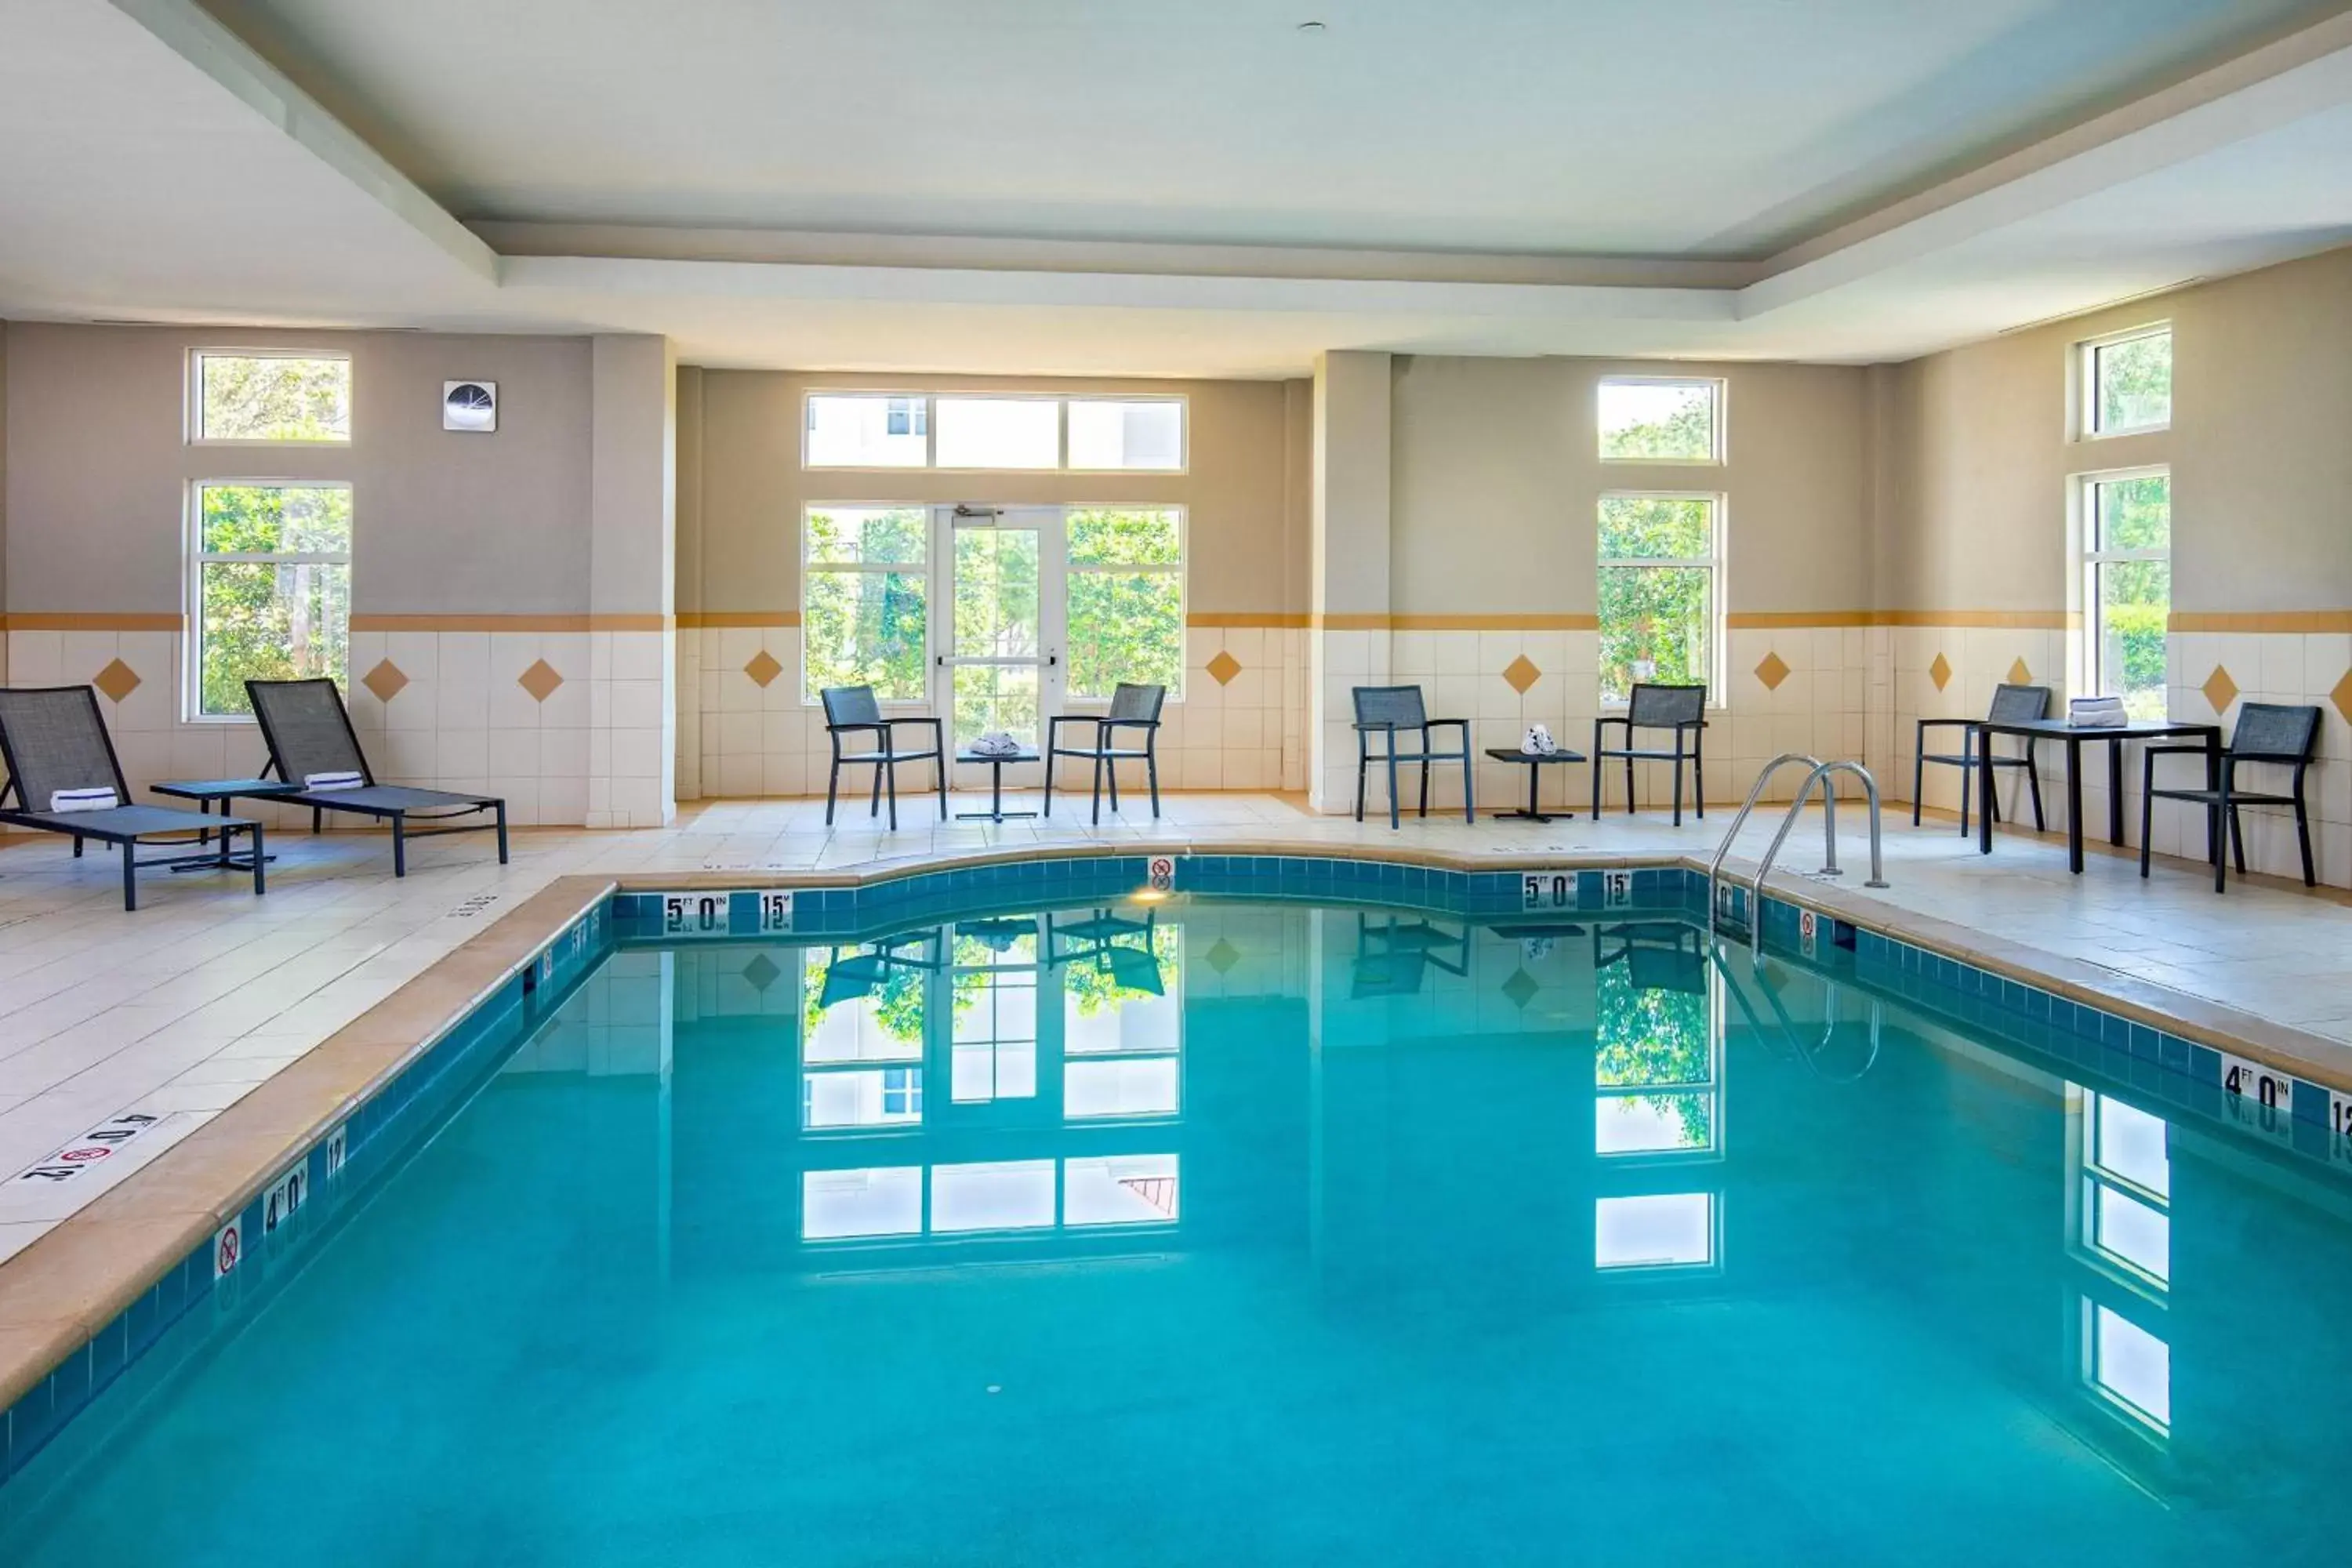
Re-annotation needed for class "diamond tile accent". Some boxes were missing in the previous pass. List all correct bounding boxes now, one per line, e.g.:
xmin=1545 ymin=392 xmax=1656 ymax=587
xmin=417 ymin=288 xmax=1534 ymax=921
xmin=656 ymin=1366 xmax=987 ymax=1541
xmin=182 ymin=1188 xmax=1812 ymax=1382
xmin=1204 ymin=938 xmax=1242 ymax=975
xmin=2201 ymin=665 xmax=2239 ymax=716
xmin=1928 ymin=652 xmax=1952 ymax=692
xmin=2332 ymin=667 xmax=2352 ymax=725
xmin=1753 ymin=652 xmax=1789 ymax=691
xmin=1502 ymin=654 xmax=1541 ymax=695
xmin=517 ymin=659 xmax=564 ymax=703
xmin=2007 ymin=658 xmax=2031 ymax=684
xmin=1206 ymin=650 xmax=1243 ymax=686
xmin=91 ymin=658 xmax=141 ymax=703
xmin=361 ymin=659 xmax=409 ymax=704
xmin=742 ymin=953 xmax=782 ymax=993
xmin=744 ymin=649 xmax=784 ymax=688
xmin=1500 ymin=967 xmax=1540 ymax=1010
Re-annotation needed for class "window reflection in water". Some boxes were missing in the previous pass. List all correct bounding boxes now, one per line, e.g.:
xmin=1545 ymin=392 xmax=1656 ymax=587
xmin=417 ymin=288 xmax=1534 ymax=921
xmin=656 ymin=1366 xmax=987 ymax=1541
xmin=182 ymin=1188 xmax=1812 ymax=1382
xmin=2067 ymin=1085 xmax=2172 ymax=1439
xmin=951 ymin=922 xmax=1040 ymax=1104
xmin=1057 ymin=912 xmax=1181 ymax=1120
xmin=800 ymin=933 xmax=939 ymax=1130
xmin=1595 ymin=1193 xmax=1717 ymax=1270
xmin=1592 ymin=924 xmax=1720 ymax=1159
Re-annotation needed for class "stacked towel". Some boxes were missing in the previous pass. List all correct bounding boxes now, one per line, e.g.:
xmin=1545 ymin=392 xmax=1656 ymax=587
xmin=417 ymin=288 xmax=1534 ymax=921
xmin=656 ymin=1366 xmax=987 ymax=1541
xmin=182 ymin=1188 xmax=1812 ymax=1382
xmin=304 ymin=771 xmax=366 ymax=791
xmin=48 ymin=787 xmax=118 ymax=814
xmin=968 ymin=732 xmax=1025 ymax=759
xmin=1523 ymin=724 xmax=1559 ymax=756
xmin=2067 ymin=695 xmax=2129 ymax=729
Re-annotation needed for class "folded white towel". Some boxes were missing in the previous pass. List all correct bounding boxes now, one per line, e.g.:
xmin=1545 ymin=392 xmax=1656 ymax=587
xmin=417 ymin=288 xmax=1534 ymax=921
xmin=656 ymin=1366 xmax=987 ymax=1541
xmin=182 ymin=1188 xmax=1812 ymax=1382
xmin=1523 ymin=724 xmax=1558 ymax=756
xmin=2067 ymin=695 xmax=2128 ymax=729
xmin=304 ymin=771 xmax=366 ymax=791
xmin=969 ymin=732 xmax=1025 ymax=758
xmin=48 ymin=787 xmax=118 ymax=814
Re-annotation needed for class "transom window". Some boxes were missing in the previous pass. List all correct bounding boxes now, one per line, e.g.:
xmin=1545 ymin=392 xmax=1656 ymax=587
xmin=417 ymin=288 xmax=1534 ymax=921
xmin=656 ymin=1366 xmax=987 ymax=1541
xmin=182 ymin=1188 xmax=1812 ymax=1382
xmin=2079 ymin=469 xmax=2169 ymax=720
xmin=187 ymin=483 xmax=352 ymax=719
xmin=803 ymin=393 xmax=1186 ymax=471
xmin=2080 ymin=325 xmax=2172 ymax=437
xmin=1598 ymin=377 xmax=1722 ymax=463
xmin=1597 ymin=493 xmax=1722 ymax=704
xmin=191 ymin=351 xmax=351 ymax=444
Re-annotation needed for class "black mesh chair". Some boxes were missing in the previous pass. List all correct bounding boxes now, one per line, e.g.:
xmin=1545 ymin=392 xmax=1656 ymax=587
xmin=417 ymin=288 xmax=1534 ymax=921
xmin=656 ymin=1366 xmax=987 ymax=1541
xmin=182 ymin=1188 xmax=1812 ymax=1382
xmin=821 ymin=684 xmax=946 ymax=830
xmin=1913 ymin=682 xmax=2049 ymax=836
xmin=1592 ymin=683 xmax=1707 ymax=824
xmin=2140 ymin=702 xmax=2321 ymax=893
xmin=1352 ymin=685 xmax=1473 ymax=829
xmin=1044 ymin=682 xmax=1165 ymax=823
xmin=247 ymin=678 xmax=506 ymax=876
xmin=0 ymin=685 xmax=265 ymax=909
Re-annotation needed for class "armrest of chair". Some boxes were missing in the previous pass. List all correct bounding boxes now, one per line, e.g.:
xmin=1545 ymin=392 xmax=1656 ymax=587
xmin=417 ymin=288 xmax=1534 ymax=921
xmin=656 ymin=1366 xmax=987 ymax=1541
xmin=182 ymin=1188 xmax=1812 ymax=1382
xmin=1425 ymin=717 xmax=1470 ymax=733
xmin=2141 ymin=742 xmax=2217 ymax=790
xmin=881 ymin=716 xmax=945 ymax=753
xmin=1046 ymin=714 xmax=1104 ymax=739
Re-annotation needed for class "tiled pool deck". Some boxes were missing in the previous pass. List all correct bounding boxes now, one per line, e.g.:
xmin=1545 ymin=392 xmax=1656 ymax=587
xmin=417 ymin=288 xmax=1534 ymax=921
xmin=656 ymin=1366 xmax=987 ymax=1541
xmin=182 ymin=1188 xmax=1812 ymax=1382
xmin=0 ymin=786 xmax=2347 ymax=1279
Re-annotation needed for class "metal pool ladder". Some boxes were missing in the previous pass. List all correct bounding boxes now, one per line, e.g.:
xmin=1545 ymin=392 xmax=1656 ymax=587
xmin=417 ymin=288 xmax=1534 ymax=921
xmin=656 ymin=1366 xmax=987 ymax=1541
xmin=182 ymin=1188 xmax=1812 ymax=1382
xmin=1707 ymin=753 xmax=1889 ymax=961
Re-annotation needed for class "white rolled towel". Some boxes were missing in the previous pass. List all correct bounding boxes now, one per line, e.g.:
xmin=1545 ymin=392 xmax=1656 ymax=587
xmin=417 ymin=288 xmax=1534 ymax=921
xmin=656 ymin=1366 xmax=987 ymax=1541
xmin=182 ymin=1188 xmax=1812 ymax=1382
xmin=304 ymin=771 xmax=366 ymax=791
xmin=49 ymin=787 xmax=118 ymax=814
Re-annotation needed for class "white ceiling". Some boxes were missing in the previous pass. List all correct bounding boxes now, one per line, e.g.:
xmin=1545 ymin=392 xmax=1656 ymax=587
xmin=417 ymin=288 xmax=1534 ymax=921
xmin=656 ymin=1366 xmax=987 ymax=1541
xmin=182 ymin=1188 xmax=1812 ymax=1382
xmin=2 ymin=0 xmax=2351 ymax=376
xmin=199 ymin=0 xmax=2332 ymax=256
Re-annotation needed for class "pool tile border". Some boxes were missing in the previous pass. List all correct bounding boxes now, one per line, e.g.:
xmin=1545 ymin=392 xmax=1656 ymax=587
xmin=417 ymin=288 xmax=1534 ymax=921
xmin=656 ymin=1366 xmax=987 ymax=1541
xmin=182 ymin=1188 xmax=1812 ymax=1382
xmin=4 ymin=840 xmax=2349 ymax=1490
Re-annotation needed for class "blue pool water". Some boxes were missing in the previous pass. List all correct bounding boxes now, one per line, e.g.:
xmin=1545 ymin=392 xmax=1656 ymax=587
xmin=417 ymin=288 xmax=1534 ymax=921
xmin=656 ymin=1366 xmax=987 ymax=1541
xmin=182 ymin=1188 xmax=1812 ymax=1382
xmin=5 ymin=895 xmax=2350 ymax=1566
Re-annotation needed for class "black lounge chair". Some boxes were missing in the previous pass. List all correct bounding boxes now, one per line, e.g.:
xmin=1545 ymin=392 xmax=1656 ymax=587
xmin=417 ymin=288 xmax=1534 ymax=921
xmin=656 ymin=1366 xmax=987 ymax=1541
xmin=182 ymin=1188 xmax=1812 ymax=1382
xmin=1353 ymin=684 xmax=1474 ymax=828
xmin=245 ymin=677 xmax=506 ymax=876
xmin=1592 ymin=682 xmax=1707 ymax=824
xmin=2141 ymin=702 xmax=2321 ymax=893
xmin=820 ymin=684 xmax=946 ymax=830
xmin=1914 ymin=681 xmax=2049 ymax=835
xmin=0 ymin=685 xmax=264 ymax=910
xmin=1045 ymin=682 xmax=1166 ymax=822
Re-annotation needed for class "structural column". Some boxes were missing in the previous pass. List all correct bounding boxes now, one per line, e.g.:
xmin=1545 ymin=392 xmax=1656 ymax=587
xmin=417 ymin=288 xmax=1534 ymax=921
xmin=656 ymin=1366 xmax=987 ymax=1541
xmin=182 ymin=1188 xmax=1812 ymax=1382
xmin=588 ymin=333 xmax=677 ymax=828
xmin=1308 ymin=350 xmax=1394 ymax=813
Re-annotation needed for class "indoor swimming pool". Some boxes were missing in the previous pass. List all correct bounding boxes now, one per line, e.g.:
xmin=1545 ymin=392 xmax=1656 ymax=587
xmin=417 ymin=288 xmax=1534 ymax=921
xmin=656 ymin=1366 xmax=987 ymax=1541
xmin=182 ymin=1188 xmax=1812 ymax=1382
xmin=3 ymin=882 xmax=2347 ymax=1566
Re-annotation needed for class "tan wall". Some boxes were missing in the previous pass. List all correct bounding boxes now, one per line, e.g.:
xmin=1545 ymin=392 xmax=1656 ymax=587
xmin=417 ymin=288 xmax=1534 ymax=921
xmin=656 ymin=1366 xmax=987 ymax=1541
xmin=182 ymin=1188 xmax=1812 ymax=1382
xmin=2 ymin=322 xmax=595 ymax=617
xmin=1871 ymin=245 xmax=2352 ymax=617
xmin=1389 ymin=356 xmax=1872 ymax=618
xmin=684 ymin=369 xmax=1302 ymax=619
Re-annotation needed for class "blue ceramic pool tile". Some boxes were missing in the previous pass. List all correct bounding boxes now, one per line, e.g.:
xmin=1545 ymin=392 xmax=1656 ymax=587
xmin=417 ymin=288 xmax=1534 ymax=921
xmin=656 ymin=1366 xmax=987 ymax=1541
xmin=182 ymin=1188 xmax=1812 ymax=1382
xmin=2190 ymin=1044 xmax=2223 ymax=1085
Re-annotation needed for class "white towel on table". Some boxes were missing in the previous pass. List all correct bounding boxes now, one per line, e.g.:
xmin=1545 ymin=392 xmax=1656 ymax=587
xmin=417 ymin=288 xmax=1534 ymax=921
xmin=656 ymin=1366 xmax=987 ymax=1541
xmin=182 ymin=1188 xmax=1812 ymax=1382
xmin=2067 ymin=696 xmax=2127 ymax=729
xmin=303 ymin=771 xmax=366 ymax=791
xmin=48 ymin=787 xmax=118 ymax=814
xmin=969 ymin=732 xmax=1024 ymax=759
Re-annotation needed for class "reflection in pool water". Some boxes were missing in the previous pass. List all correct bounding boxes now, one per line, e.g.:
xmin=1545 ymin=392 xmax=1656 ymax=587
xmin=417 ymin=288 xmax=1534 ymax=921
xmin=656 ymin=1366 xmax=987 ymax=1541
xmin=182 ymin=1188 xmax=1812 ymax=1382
xmin=5 ymin=899 xmax=2350 ymax=1566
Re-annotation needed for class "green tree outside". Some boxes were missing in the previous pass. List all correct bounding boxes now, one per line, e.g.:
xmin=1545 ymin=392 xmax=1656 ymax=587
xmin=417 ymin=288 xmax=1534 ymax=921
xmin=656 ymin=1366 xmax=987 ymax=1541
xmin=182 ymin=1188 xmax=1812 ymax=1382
xmin=1595 ymin=959 xmax=1714 ymax=1146
xmin=1065 ymin=508 xmax=1182 ymax=702
xmin=1598 ymin=495 xmax=1714 ymax=702
xmin=199 ymin=354 xmax=350 ymax=441
xmin=804 ymin=507 xmax=928 ymax=702
xmin=195 ymin=484 xmax=351 ymax=716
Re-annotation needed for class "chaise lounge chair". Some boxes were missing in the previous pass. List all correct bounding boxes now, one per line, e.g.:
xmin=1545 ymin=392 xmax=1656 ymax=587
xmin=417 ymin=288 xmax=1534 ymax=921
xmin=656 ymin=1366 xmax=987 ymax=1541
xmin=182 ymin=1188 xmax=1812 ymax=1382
xmin=0 ymin=685 xmax=265 ymax=910
xmin=245 ymin=677 xmax=507 ymax=876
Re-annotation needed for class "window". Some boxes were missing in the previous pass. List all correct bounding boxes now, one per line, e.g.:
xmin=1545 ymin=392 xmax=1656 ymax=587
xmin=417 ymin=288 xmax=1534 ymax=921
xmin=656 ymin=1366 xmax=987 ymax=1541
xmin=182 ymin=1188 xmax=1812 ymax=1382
xmin=802 ymin=506 xmax=930 ymax=702
xmin=1597 ymin=494 xmax=1721 ymax=704
xmin=801 ymin=393 xmax=1186 ymax=472
xmin=949 ymin=927 xmax=1040 ymax=1104
xmin=934 ymin=396 xmax=1061 ymax=469
xmin=2083 ymin=1302 xmax=2171 ymax=1432
xmin=1067 ymin=399 xmax=1185 ymax=470
xmin=802 ymin=1167 xmax=924 ymax=1240
xmin=1065 ymin=508 xmax=1184 ymax=701
xmin=805 ymin=394 xmax=928 ymax=467
xmin=2081 ymin=325 xmax=2171 ymax=437
xmin=1595 ymin=1192 xmax=1717 ymax=1270
xmin=931 ymin=1160 xmax=1058 ymax=1233
xmin=2078 ymin=1092 xmax=2170 ymax=1287
xmin=2080 ymin=470 xmax=2169 ymax=720
xmin=1593 ymin=950 xmax=1720 ymax=1157
xmin=1064 ymin=1154 xmax=1181 ymax=1225
xmin=1598 ymin=377 xmax=1721 ymax=463
xmin=191 ymin=351 xmax=350 ymax=444
xmin=188 ymin=483 xmax=352 ymax=719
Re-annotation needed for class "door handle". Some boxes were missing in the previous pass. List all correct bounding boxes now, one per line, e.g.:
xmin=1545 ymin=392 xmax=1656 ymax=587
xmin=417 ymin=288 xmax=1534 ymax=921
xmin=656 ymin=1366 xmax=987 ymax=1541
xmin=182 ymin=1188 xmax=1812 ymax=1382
xmin=1047 ymin=654 xmax=1059 ymax=667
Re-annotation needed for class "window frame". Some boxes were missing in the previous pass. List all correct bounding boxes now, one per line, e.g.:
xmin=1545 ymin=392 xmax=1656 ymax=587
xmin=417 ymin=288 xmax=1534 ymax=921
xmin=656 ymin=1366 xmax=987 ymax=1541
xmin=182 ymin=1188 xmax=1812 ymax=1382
xmin=187 ymin=348 xmax=353 ymax=448
xmin=1596 ymin=375 xmax=1726 ymax=466
xmin=1595 ymin=489 xmax=1728 ymax=708
xmin=2075 ymin=465 xmax=2170 ymax=711
xmin=799 ymin=391 xmax=1189 ymax=474
xmin=1062 ymin=504 xmax=1187 ymax=706
xmin=2075 ymin=322 xmax=2172 ymax=441
xmin=799 ymin=502 xmax=934 ymax=707
xmin=184 ymin=478 xmax=354 ymax=724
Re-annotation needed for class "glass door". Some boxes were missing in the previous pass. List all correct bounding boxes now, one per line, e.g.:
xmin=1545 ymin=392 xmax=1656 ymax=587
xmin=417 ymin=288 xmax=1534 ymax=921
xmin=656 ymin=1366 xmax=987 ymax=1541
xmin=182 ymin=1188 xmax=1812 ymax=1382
xmin=934 ymin=506 xmax=1064 ymax=786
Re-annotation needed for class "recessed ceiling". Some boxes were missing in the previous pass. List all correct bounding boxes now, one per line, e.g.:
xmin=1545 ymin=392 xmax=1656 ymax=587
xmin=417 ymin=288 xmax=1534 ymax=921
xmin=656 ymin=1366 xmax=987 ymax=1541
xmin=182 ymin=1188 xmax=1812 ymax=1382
xmin=200 ymin=0 xmax=2337 ymax=257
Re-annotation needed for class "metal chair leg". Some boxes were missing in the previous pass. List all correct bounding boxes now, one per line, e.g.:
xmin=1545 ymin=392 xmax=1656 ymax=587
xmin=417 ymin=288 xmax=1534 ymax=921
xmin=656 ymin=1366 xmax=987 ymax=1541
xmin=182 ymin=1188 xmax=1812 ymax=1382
xmin=392 ymin=815 xmax=407 ymax=877
xmin=2024 ymin=751 xmax=2045 ymax=831
xmin=251 ymin=825 xmax=267 ymax=896
xmin=884 ymin=759 xmax=899 ymax=831
xmin=2296 ymin=793 xmax=2317 ymax=885
xmin=1146 ymin=743 xmax=1161 ymax=817
xmin=1091 ymin=753 xmax=1105 ymax=826
xmin=1387 ymin=748 xmax=1401 ymax=829
xmin=495 ymin=803 xmax=510 ymax=864
xmin=1911 ymin=735 xmax=1924 ymax=826
xmin=122 ymin=843 xmax=137 ymax=911
xmin=825 ymin=750 xmax=841 ymax=826
xmin=1043 ymin=743 xmax=1055 ymax=817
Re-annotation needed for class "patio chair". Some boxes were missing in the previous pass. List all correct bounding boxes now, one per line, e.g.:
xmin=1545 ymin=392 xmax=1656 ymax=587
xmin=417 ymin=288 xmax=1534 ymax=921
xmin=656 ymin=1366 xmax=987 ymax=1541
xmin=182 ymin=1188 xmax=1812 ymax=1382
xmin=1353 ymin=684 xmax=1474 ymax=829
xmin=2140 ymin=702 xmax=2321 ymax=893
xmin=820 ymin=684 xmax=947 ymax=830
xmin=1044 ymin=682 xmax=1166 ymax=823
xmin=1913 ymin=681 xmax=2049 ymax=835
xmin=1592 ymin=683 xmax=1708 ymax=824
xmin=0 ymin=685 xmax=264 ymax=910
xmin=245 ymin=677 xmax=506 ymax=876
